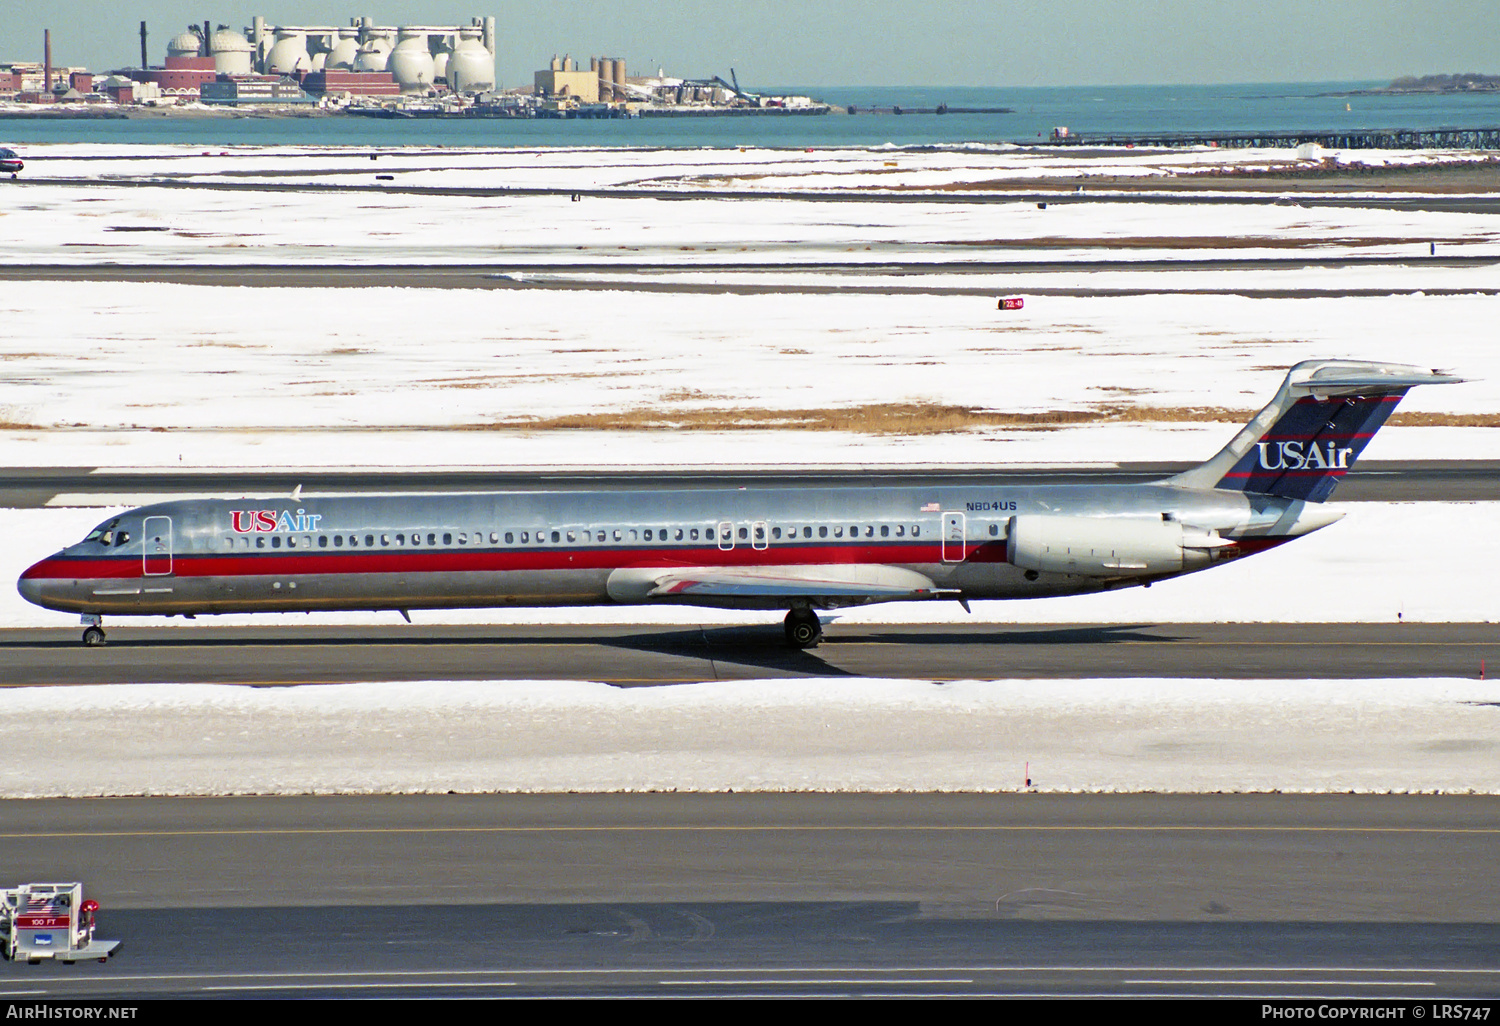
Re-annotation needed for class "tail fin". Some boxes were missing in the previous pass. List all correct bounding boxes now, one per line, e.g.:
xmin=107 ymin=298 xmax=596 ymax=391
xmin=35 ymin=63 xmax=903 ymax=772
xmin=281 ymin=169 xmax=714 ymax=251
xmin=1170 ymin=360 xmax=1463 ymax=502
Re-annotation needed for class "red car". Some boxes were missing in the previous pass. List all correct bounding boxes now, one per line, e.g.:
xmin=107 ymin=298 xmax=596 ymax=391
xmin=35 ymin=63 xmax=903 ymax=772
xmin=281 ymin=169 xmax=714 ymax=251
xmin=0 ymin=147 xmax=23 ymax=177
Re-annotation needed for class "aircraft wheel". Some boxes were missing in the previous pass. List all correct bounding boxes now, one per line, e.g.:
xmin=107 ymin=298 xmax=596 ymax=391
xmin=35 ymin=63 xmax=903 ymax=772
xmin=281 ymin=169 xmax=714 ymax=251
xmin=784 ymin=610 xmax=822 ymax=649
xmin=82 ymin=626 xmax=106 ymax=647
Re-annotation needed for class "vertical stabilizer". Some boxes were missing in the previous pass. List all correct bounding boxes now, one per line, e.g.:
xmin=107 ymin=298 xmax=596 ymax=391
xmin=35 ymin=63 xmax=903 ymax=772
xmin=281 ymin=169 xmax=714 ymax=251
xmin=1169 ymin=360 xmax=1462 ymax=502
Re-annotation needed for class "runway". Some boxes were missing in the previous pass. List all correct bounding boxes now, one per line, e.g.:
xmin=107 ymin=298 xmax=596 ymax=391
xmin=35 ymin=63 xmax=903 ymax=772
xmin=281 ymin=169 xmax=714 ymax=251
xmin=2 ymin=460 xmax=1497 ymax=508
xmin=2 ymin=794 xmax=1498 ymax=998
xmin=2 ymin=622 xmax=1494 ymax=686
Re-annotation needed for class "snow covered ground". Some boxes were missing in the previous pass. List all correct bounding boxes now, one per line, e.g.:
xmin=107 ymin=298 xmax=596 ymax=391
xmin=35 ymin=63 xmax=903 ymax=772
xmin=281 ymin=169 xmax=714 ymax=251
xmin=15 ymin=140 xmax=1493 ymax=193
xmin=2 ymin=144 xmax=1497 ymax=797
xmin=1 ymin=676 xmax=1495 ymax=797
xmin=0 ymin=283 xmax=1495 ymax=468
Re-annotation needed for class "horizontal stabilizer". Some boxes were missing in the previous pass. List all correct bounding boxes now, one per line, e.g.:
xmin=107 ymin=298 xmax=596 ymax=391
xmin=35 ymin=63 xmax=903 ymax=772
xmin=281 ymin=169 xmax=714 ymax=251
xmin=1170 ymin=360 xmax=1464 ymax=502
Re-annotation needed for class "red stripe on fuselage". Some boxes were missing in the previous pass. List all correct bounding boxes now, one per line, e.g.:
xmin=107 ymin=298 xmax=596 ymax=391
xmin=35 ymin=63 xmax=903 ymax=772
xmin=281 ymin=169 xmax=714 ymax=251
xmin=24 ymin=540 xmax=1012 ymax=581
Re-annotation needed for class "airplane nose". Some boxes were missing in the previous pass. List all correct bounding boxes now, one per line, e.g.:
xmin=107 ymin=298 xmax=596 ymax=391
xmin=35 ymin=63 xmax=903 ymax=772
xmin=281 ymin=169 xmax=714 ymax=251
xmin=17 ymin=556 xmax=55 ymax=607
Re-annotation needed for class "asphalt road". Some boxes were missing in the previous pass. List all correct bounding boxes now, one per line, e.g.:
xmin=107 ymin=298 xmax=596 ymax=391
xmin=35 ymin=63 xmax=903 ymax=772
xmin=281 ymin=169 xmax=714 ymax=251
xmin=2 ymin=793 xmax=1499 ymax=998
xmin=2 ymin=622 xmax=1493 ymax=686
xmin=3 ymin=460 xmax=1497 ymax=508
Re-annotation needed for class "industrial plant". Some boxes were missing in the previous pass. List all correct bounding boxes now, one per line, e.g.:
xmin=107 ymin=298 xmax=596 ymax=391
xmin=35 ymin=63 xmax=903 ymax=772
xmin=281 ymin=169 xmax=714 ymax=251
xmin=0 ymin=13 xmax=828 ymax=118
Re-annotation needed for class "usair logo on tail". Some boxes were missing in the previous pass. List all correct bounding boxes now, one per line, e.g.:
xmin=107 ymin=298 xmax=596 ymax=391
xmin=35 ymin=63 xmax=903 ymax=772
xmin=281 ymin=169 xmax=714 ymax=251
xmin=1255 ymin=441 xmax=1356 ymax=471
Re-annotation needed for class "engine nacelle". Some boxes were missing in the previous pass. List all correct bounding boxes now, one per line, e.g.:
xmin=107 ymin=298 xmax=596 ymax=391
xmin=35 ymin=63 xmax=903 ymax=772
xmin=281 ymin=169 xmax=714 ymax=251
xmin=1006 ymin=515 xmax=1226 ymax=577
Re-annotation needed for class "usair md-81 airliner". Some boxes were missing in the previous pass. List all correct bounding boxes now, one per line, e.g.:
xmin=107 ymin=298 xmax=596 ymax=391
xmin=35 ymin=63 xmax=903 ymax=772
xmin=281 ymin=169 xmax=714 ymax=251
xmin=19 ymin=360 xmax=1460 ymax=647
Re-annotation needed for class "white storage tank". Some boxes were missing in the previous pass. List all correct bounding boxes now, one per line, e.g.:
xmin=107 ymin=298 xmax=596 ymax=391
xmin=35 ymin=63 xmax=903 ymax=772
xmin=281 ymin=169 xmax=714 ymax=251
xmin=167 ymin=30 xmax=202 ymax=60
xmin=352 ymin=29 xmax=393 ymax=72
xmin=389 ymin=28 xmax=436 ymax=94
xmin=326 ymin=28 xmax=359 ymax=71
xmin=447 ymin=27 xmax=494 ymax=94
xmin=210 ymin=28 xmax=254 ymax=75
xmin=265 ymin=29 xmax=310 ymax=74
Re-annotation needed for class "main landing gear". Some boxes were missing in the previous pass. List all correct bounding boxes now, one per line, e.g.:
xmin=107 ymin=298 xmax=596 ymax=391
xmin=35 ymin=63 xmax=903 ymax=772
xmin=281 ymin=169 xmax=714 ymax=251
xmin=81 ymin=615 xmax=105 ymax=647
xmin=784 ymin=607 xmax=823 ymax=649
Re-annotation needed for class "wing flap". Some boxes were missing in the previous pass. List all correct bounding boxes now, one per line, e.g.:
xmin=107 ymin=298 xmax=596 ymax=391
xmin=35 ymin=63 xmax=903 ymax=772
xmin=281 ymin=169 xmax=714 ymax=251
xmin=607 ymin=564 xmax=949 ymax=605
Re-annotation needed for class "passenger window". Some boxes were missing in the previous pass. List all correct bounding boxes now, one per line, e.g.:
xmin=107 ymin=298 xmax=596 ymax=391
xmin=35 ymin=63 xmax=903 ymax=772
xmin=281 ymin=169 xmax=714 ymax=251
xmin=834 ymin=526 xmax=843 ymax=538
xmin=365 ymin=535 xmax=375 ymax=547
xmin=412 ymin=534 xmax=422 ymax=546
xmin=881 ymin=525 xmax=889 ymax=537
xmin=505 ymin=532 xmax=514 ymax=544
xmin=990 ymin=523 xmax=999 ymax=536
xmin=772 ymin=527 xmax=781 ymax=540
xmin=490 ymin=533 xmax=499 ymax=544
xmin=912 ymin=526 xmax=920 ymax=537
xmin=613 ymin=529 xmax=622 ymax=541
xmin=896 ymin=525 xmax=905 ymax=537
xmin=819 ymin=526 xmax=828 ymax=538
xmin=396 ymin=534 xmax=405 ymax=546
xmin=457 ymin=532 xmax=467 ymax=545
xmin=675 ymin=528 xmax=683 ymax=541
xmin=551 ymin=531 xmax=560 ymax=543
xmin=629 ymin=529 xmax=638 ymax=541
xmin=256 ymin=536 xmax=265 ymax=548
xmin=272 ymin=536 xmax=282 ymax=549
xmin=865 ymin=526 xmax=874 ymax=538
xmin=690 ymin=528 xmax=699 ymax=541
xmin=596 ymin=530 xmax=606 ymax=542
xmin=738 ymin=527 xmax=747 ymax=541
xmin=803 ymin=527 xmax=812 ymax=539
xmin=334 ymin=535 xmax=343 ymax=547
xmin=381 ymin=534 xmax=390 ymax=547
xmin=567 ymin=530 xmax=576 ymax=543
xmin=644 ymin=529 xmax=653 ymax=542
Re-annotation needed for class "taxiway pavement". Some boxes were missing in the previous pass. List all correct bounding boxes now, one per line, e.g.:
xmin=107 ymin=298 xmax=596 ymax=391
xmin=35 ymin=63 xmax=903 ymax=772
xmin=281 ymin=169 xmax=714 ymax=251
xmin=1 ymin=794 xmax=1497 ymax=998
xmin=2 ymin=622 xmax=1494 ymax=687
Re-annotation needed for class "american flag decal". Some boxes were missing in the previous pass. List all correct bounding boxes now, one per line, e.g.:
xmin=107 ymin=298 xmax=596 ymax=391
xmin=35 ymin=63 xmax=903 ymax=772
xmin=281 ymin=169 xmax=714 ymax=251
xmin=920 ymin=502 xmax=940 ymax=512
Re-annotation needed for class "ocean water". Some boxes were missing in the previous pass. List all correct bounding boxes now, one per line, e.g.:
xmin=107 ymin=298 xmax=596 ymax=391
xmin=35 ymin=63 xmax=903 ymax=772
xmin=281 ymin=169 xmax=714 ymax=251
xmin=4 ymin=82 xmax=1500 ymax=149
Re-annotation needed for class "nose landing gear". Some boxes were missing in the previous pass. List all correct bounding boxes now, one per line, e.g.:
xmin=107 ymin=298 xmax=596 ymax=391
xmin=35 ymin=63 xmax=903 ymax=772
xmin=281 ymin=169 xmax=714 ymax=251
xmin=81 ymin=615 xmax=105 ymax=647
xmin=783 ymin=606 xmax=822 ymax=649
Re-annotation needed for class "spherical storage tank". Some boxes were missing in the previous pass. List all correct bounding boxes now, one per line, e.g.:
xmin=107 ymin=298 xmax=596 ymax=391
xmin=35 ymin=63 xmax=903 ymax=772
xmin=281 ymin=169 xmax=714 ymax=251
xmin=447 ymin=27 xmax=494 ymax=94
xmin=352 ymin=30 xmax=394 ymax=72
xmin=389 ymin=29 xmax=435 ymax=94
xmin=326 ymin=28 xmax=359 ymax=71
xmin=210 ymin=29 xmax=254 ymax=75
xmin=265 ymin=30 xmax=310 ymax=74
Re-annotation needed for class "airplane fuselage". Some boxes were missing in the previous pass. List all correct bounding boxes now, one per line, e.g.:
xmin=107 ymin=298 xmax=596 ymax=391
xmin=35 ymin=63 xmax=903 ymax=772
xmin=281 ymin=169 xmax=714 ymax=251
xmin=18 ymin=480 xmax=1302 ymax=618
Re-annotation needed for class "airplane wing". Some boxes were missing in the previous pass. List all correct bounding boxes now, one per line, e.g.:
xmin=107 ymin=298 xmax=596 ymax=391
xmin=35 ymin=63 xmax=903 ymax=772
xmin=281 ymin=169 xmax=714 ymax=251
xmin=606 ymin=564 xmax=954 ymax=606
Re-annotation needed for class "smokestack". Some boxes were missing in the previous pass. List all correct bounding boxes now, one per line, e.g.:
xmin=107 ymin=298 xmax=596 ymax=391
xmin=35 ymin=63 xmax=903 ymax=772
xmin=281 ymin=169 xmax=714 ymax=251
xmin=140 ymin=21 xmax=148 ymax=70
xmin=43 ymin=29 xmax=51 ymax=94
xmin=203 ymin=21 xmax=211 ymax=57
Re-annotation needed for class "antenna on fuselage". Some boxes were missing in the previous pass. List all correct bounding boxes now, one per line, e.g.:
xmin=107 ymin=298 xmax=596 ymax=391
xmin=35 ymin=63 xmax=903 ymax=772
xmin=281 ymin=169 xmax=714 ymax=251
xmin=290 ymin=484 xmax=302 ymax=501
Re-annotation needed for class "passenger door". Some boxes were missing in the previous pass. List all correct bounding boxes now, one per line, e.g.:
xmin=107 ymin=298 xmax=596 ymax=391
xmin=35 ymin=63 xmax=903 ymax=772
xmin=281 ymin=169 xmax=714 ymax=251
xmin=143 ymin=516 xmax=173 ymax=576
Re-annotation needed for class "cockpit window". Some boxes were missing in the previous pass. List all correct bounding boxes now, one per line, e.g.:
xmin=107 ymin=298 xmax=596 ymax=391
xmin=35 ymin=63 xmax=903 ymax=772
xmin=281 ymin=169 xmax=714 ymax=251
xmin=115 ymin=531 xmax=131 ymax=546
xmin=84 ymin=519 xmax=120 ymax=546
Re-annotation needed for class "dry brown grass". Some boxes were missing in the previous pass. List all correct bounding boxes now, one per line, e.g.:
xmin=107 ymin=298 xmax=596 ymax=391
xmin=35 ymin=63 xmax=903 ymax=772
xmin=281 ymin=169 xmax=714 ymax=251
xmin=492 ymin=403 xmax=1500 ymax=434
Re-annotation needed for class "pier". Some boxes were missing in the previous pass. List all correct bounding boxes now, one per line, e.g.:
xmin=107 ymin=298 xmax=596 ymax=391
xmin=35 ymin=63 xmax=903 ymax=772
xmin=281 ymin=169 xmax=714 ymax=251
xmin=847 ymin=105 xmax=1014 ymax=116
xmin=1044 ymin=127 xmax=1500 ymax=150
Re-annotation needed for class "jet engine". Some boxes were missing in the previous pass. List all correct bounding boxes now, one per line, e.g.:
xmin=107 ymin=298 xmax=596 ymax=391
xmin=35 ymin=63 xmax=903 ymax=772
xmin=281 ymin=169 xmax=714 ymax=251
xmin=1006 ymin=515 xmax=1231 ymax=577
